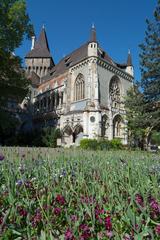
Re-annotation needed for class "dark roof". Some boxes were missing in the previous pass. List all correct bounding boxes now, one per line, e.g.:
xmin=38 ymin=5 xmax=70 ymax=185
xmin=25 ymin=28 xmax=53 ymax=59
xmin=27 ymin=71 xmax=40 ymax=87
xmin=41 ymin=42 xmax=128 ymax=83
xmin=98 ymin=47 xmax=116 ymax=66
xmin=41 ymin=42 xmax=89 ymax=81
xmin=127 ymin=50 xmax=132 ymax=66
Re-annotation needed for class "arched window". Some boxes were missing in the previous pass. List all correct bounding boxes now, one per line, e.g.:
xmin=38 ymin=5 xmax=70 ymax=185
xmin=109 ymin=76 xmax=121 ymax=108
xmin=113 ymin=115 xmax=123 ymax=138
xmin=75 ymin=74 xmax=85 ymax=101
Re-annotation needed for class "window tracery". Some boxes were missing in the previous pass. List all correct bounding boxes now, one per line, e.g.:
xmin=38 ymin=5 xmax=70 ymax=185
xmin=109 ymin=77 xmax=121 ymax=108
xmin=75 ymin=74 xmax=85 ymax=101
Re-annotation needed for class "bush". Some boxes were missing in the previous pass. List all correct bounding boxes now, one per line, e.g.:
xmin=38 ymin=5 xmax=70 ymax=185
xmin=80 ymin=138 xmax=123 ymax=150
xmin=110 ymin=138 xmax=123 ymax=149
xmin=98 ymin=139 xmax=112 ymax=150
xmin=150 ymin=130 xmax=160 ymax=145
xmin=80 ymin=138 xmax=98 ymax=150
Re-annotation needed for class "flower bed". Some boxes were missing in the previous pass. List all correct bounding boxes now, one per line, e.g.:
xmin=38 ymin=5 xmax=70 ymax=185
xmin=0 ymin=148 xmax=160 ymax=239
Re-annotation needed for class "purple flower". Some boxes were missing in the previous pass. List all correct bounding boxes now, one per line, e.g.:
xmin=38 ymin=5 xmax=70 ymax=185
xmin=70 ymin=214 xmax=78 ymax=222
xmin=106 ymin=230 xmax=113 ymax=238
xmin=155 ymin=225 xmax=160 ymax=235
xmin=0 ymin=153 xmax=4 ymax=161
xmin=16 ymin=179 xmax=23 ymax=186
xmin=55 ymin=194 xmax=65 ymax=205
xmin=65 ymin=228 xmax=74 ymax=240
xmin=135 ymin=193 xmax=144 ymax=207
xmin=105 ymin=216 xmax=112 ymax=231
xmin=53 ymin=207 xmax=61 ymax=215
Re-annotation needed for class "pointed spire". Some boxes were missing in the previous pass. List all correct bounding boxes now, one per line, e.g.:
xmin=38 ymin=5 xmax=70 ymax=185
xmin=90 ymin=23 xmax=97 ymax=42
xmin=36 ymin=26 xmax=50 ymax=51
xmin=25 ymin=26 xmax=53 ymax=60
xmin=127 ymin=49 xmax=132 ymax=66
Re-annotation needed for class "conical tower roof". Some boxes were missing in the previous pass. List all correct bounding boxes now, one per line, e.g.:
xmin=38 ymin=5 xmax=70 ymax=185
xmin=90 ymin=24 xmax=97 ymax=42
xmin=25 ymin=27 xmax=53 ymax=59
xmin=127 ymin=50 xmax=132 ymax=66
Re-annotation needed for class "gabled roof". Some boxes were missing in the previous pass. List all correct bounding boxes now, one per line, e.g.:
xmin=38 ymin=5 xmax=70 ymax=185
xmin=25 ymin=28 xmax=53 ymax=59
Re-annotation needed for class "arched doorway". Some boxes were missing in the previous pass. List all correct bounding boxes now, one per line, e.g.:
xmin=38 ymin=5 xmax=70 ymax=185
xmin=73 ymin=125 xmax=83 ymax=144
xmin=62 ymin=125 xmax=73 ymax=145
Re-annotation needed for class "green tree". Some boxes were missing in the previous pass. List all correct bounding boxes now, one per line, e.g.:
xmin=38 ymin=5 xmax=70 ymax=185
xmin=0 ymin=0 xmax=33 ymax=142
xmin=139 ymin=0 xmax=160 ymax=128
xmin=125 ymin=1 xmax=160 ymax=149
xmin=125 ymin=85 xmax=150 ymax=148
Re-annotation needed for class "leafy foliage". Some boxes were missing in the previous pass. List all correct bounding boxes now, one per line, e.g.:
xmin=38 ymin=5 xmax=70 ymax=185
xmin=80 ymin=138 xmax=123 ymax=150
xmin=125 ymin=85 xmax=150 ymax=148
xmin=42 ymin=127 xmax=61 ymax=148
xmin=125 ymin=1 xmax=160 ymax=148
xmin=1 ymin=148 xmax=160 ymax=238
xmin=150 ymin=130 xmax=160 ymax=145
xmin=0 ymin=0 xmax=33 ymax=135
xmin=139 ymin=0 xmax=160 ymax=127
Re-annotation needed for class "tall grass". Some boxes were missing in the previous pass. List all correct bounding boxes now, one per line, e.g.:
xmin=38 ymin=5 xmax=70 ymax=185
xmin=0 ymin=147 xmax=160 ymax=239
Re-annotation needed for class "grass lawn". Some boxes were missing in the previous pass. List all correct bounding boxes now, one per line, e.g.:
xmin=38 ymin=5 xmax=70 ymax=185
xmin=0 ymin=147 xmax=160 ymax=239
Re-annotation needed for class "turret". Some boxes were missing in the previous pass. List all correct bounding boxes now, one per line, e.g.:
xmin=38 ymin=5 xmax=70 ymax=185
xmin=126 ymin=50 xmax=134 ymax=77
xmin=25 ymin=26 xmax=54 ymax=80
xmin=88 ymin=24 xmax=98 ymax=57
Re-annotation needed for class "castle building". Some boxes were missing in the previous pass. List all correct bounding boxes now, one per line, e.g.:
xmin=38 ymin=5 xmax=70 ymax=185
xmin=25 ymin=26 xmax=134 ymax=146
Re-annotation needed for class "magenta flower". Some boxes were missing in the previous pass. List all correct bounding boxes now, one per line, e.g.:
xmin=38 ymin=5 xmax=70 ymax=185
xmin=155 ymin=225 xmax=160 ymax=235
xmin=70 ymin=214 xmax=78 ymax=222
xmin=65 ymin=228 xmax=74 ymax=240
xmin=106 ymin=230 xmax=113 ymax=238
xmin=54 ymin=207 xmax=61 ymax=215
xmin=32 ymin=210 xmax=42 ymax=227
xmin=79 ymin=224 xmax=91 ymax=239
xmin=105 ymin=216 xmax=112 ymax=231
xmin=55 ymin=194 xmax=65 ymax=205
xmin=135 ymin=193 xmax=144 ymax=207
xmin=149 ymin=196 xmax=160 ymax=213
xmin=17 ymin=206 xmax=28 ymax=217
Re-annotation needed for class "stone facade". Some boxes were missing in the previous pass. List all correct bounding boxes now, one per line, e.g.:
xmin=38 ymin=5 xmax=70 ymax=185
xmin=25 ymin=26 xmax=134 ymax=146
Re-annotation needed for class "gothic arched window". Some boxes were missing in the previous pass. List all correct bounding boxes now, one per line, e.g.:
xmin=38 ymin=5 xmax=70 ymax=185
xmin=109 ymin=76 xmax=121 ymax=108
xmin=75 ymin=74 xmax=85 ymax=101
xmin=113 ymin=115 xmax=123 ymax=138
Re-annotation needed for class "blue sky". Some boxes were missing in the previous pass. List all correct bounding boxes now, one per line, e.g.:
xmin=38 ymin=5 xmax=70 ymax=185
xmin=16 ymin=0 xmax=157 ymax=81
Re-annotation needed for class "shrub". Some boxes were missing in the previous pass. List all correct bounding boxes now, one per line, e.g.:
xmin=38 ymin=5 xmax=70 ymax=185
xmin=150 ymin=130 xmax=160 ymax=145
xmin=80 ymin=138 xmax=98 ymax=150
xmin=80 ymin=138 xmax=123 ymax=150
xmin=98 ymin=139 xmax=112 ymax=150
xmin=110 ymin=138 xmax=123 ymax=149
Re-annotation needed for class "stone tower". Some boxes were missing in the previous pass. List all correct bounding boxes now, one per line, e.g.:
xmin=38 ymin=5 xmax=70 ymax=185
xmin=25 ymin=26 xmax=54 ymax=83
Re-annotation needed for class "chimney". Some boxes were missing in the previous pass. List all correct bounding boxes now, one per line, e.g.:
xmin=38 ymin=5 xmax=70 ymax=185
xmin=31 ymin=36 xmax=35 ymax=50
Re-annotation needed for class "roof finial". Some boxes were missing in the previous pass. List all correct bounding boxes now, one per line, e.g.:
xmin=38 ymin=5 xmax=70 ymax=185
xmin=127 ymin=49 xmax=132 ymax=66
xmin=90 ymin=23 xmax=96 ymax=42
xmin=42 ymin=23 xmax=45 ymax=29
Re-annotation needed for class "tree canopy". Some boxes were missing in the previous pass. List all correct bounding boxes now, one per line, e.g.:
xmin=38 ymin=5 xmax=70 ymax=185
xmin=0 ymin=0 xmax=33 ymax=140
xmin=125 ymin=0 xmax=160 ymax=148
